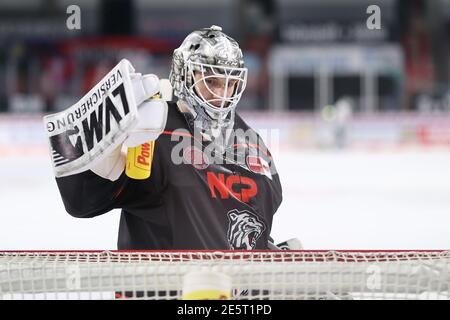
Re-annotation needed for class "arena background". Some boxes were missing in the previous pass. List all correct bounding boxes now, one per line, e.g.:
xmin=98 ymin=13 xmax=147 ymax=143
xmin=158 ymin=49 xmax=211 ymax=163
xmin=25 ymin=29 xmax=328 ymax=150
xmin=1 ymin=0 xmax=450 ymax=250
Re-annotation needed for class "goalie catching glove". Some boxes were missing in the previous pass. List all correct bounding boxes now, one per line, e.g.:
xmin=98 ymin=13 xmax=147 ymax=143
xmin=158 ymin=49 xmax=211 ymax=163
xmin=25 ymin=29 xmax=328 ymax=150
xmin=43 ymin=59 xmax=168 ymax=181
xmin=91 ymin=74 xmax=169 ymax=181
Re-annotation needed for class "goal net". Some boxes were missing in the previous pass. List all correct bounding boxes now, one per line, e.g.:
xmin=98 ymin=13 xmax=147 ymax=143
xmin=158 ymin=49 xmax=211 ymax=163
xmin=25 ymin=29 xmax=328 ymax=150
xmin=1 ymin=250 xmax=449 ymax=300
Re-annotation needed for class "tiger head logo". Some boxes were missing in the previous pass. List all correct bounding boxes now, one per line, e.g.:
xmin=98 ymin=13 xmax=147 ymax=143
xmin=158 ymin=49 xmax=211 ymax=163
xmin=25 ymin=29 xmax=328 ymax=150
xmin=227 ymin=209 xmax=266 ymax=250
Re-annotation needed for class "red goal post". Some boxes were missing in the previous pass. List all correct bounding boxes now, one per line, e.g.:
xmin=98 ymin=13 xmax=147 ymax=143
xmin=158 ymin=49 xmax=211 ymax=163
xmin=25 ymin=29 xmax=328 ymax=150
xmin=1 ymin=250 xmax=449 ymax=300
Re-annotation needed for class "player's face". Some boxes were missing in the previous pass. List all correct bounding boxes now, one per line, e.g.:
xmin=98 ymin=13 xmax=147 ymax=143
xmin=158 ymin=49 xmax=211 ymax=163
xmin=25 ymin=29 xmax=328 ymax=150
xmin=193 ymin=70 xmax=238 ymax=108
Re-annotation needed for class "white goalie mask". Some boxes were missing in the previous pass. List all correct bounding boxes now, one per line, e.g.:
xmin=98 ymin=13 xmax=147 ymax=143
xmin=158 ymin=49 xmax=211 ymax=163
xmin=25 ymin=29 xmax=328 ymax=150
xmin=169 ymin=26 xmax=247 ymax=141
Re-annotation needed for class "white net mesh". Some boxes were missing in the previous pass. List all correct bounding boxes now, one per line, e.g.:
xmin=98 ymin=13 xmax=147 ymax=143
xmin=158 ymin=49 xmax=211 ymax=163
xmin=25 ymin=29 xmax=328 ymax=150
xmin=1 ymin=250 xmax=449 ymax=300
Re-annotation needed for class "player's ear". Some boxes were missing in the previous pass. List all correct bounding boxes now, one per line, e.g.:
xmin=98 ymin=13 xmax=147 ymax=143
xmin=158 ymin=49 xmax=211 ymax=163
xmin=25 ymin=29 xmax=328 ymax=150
xmin=228 ymin=211 xmax=238 ymax=220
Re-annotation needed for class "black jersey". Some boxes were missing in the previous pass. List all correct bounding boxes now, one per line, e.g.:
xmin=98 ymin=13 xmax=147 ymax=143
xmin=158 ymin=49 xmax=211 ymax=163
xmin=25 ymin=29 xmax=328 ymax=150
xmin=55 ymin=102 xmax=282 ymax=250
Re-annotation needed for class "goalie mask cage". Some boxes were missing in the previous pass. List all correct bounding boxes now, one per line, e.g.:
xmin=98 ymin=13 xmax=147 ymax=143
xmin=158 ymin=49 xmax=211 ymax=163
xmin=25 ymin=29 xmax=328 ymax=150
xmin=1 ymin=250 xmax=449 ymax=300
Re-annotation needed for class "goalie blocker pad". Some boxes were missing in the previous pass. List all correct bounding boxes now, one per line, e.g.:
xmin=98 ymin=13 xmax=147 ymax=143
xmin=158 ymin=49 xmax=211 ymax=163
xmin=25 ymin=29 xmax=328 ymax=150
xmin=43 ymin=59 xmax=160 ymax=178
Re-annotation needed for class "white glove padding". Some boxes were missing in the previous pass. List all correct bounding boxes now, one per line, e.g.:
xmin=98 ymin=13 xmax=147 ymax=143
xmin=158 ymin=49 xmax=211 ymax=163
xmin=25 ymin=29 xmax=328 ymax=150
xmin=90 ymin=144 xmax=126 ymax=181
xmin=90 ymin=75 xmax=169 ymax=181
xmin=123 ymin=97 xmax=168 ymax=148
xmin=131 ymin=73 xmax=160 ymax=106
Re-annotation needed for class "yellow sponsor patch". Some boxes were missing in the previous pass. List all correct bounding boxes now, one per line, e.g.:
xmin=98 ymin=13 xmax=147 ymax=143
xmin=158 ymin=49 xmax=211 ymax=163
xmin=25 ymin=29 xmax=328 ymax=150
xmin=125 ymin=141 xmax=155 ymax=180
